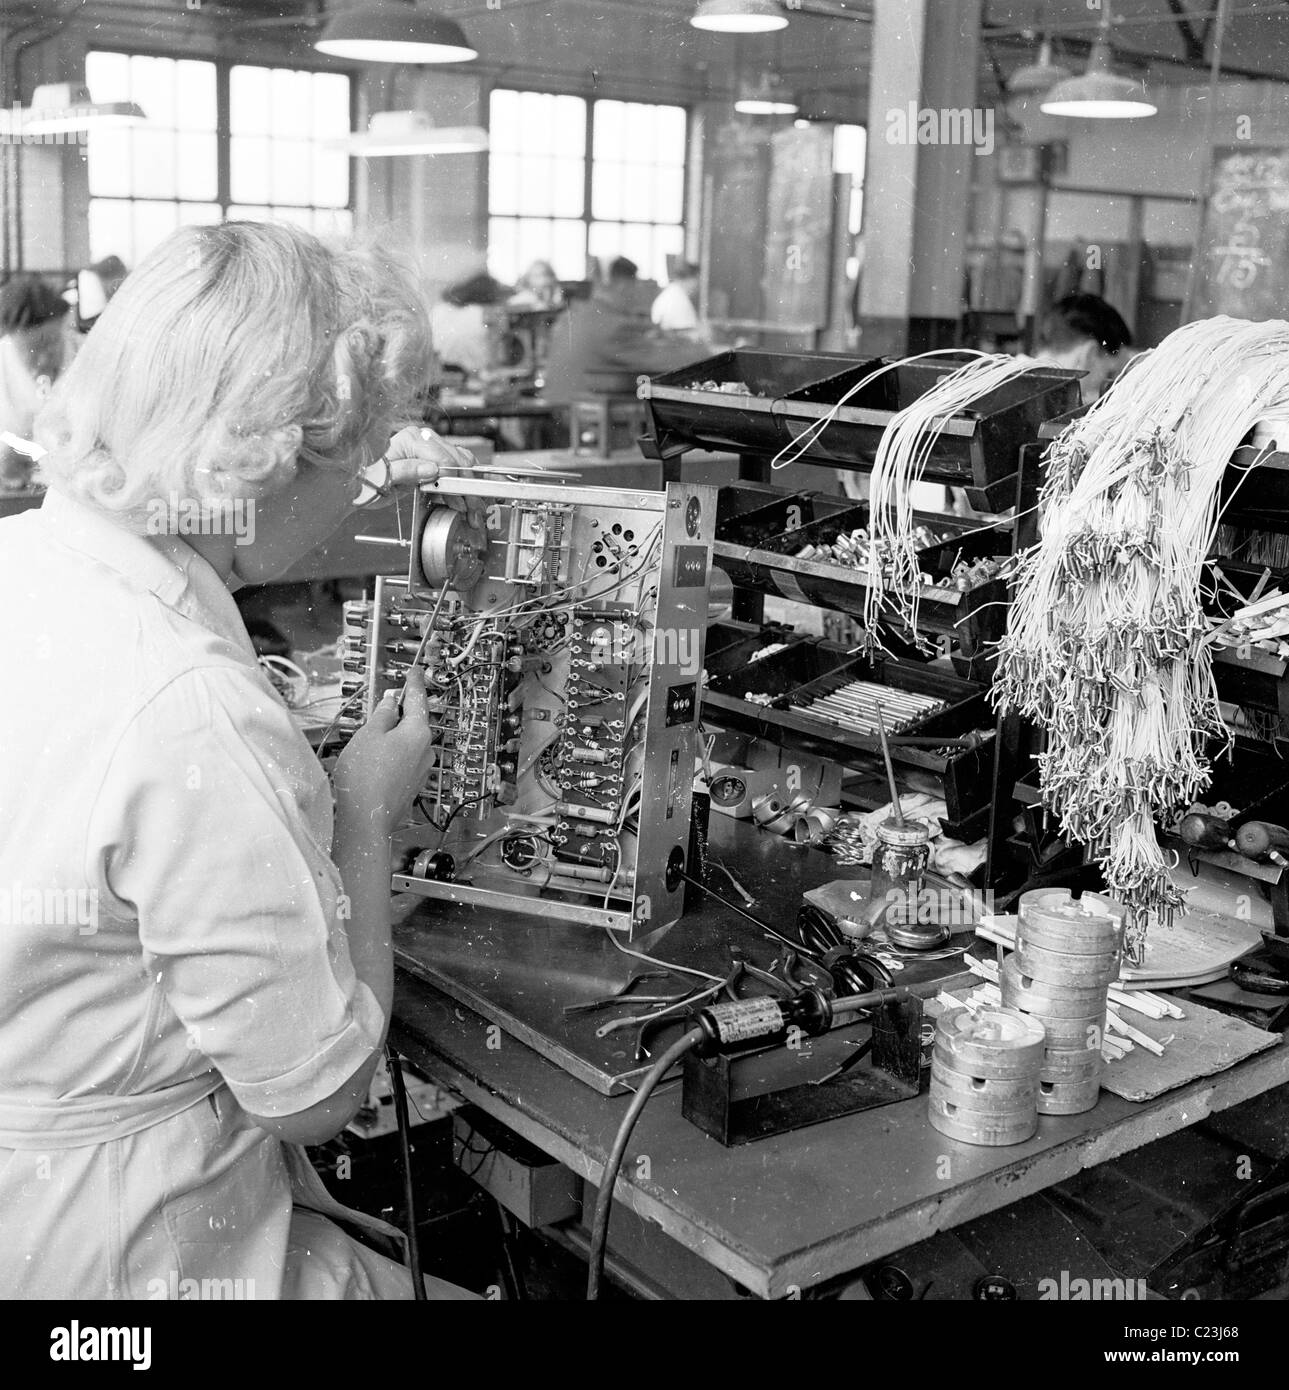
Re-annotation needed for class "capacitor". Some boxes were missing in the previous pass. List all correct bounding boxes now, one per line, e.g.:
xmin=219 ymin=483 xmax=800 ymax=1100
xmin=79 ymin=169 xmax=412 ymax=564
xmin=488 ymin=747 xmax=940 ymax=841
xmin=570 ymin=747 xmax=610 ymax=764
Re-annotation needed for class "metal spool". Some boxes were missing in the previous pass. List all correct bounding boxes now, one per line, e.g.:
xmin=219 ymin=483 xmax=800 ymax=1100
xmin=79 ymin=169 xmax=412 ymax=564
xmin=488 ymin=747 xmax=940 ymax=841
xmin=928 ymin=1093 xmax=1038 ymax=1147
xmin=1000 ymin=957 xmax=1110 ymax=1019
xmin=1039 ymin=1046 xmax=1104 ymax=1086
xmin=1017 ymin=887 xmax=1123 ymax=957
xmin=419 ymin=506 xmax=487 ymax=590
xmin=1015 ymin=938 xmax=1121 ymax=989
xmin=934 ymin=1006 xmax=1046 ymax=1077
xmin=930 ymin=1058 xmax=1038 ymax=1112
xmin=1036 ymin=1074 xmax=1102 ymax=1115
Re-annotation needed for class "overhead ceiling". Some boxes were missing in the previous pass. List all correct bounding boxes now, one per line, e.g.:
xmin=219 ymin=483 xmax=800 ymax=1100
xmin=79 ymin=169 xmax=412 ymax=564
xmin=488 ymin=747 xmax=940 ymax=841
xmin=983 ymin=1 xmax=1289 ymax=85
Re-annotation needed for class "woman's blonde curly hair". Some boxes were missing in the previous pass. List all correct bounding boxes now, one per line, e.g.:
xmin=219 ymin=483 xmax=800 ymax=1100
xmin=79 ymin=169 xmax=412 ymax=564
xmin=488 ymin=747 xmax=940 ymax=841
xmin=36 ymin=221 xmax=431 ymax=528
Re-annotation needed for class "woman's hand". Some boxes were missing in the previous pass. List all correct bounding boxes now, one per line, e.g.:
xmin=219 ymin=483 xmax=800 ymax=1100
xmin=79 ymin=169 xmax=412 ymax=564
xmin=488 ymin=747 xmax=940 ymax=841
xmin=332 ymin=664 xmax=438 ymax=839
xmin=356 ymin=426 xmax=479 ymax=505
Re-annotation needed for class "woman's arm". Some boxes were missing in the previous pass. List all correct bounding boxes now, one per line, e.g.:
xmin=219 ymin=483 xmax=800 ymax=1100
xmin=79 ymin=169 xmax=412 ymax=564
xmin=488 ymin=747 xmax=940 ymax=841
xmin=240 ymin=669 xmax=436 ymax=1146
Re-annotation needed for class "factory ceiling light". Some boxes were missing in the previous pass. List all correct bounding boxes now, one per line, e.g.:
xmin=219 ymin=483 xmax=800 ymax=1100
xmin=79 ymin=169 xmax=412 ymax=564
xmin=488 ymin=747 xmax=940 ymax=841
xmin=9 ymin=83 xmax=146 ymax=135
xmin=1007 ymin=37 xmax=1071 ymax=96
xmin=691 ymin=0 xmax=788 ymax=35
xmin=329 ymin=110 xmax=488 ymax=154
xmin=734 ymin=74 xmax=798 ymax=115
xmin=316 ymin=1 xmax=478 ymax=63
xmin=1039 ymin=5 xmax=1155 ymax=119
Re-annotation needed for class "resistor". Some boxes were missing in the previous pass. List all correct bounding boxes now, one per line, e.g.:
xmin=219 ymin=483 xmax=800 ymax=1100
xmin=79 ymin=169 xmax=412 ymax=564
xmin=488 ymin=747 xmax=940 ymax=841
xmin=556 ymin=801 xmax=616 ymax=824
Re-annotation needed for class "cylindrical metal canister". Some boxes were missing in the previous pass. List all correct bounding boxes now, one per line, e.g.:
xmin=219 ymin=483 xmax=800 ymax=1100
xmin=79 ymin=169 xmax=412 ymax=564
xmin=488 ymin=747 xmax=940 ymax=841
xmin=1016 ymin=938 xmax=1120 ymax=989
xmin=1037 ymin=1074 xmax=1103 ymax=1115
xmin=1017 ymin=888 xmax=1123 ymax=957
xmin=934 ymin=1006 xmax=1046 ymax=1078
xmin=1000 ymin=957 xmax=1109 ymax=1019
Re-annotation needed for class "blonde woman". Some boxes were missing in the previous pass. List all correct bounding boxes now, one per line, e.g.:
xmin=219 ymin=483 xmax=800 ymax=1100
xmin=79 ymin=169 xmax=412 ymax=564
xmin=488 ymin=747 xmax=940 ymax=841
xmin=0 ymin=222 xmax=476 ymax=1299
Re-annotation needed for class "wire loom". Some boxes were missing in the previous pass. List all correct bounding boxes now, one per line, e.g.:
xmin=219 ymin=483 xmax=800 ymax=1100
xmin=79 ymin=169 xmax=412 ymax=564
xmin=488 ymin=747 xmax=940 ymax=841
xmin=993 ymin=316 xmax=1289 ymax=958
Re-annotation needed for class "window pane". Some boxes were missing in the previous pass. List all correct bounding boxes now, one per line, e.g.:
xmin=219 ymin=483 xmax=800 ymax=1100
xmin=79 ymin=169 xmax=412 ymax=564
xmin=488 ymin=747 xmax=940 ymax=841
xmin=488 ymin=153 xmax=519 ymax=215
xmin=656 ymin=105 xmax=687 ymax=163
xmin=653 ymin=165 xmax=684 ymax=224
xmin=88 ymin=128 xmax=131 ymax=197
xmin=176 ymin=61 xmax=217 ymax=131
xmin=131 ymin=129 xmax=176 ymax=199
xmin=552 ymin=156 xmax=583 ymax=218
xmin=177 ymin=202 xmax=222 ymax=227
xmin=519 ymin=156 xmax=553 ymax=216
xmin=131 ymin=55 xmax=175 ymax=130
xmin=554 ymin=96 xmax=586 ymax=156
xmin=622 ymin=169 xmax=655 ymax=223
xmin=89 ymin=199 xmax=134 ymax=264
xmin=271 ymin=68 xmax=311 ymax=138
xmin=313 ymin=72 xmax=351 ymax=137
xmin=593 ymin=100 xmax=624 ymax=160
xmin=271 ymin=140 xmax=311 ymax=205
xmin=176 ymin=132 xmax=217 ymax=201
xmin=311 ymin=145 xmax=349 ymax=207
xmin=231 ymin=136 xmax=271 ymax=204
xmin=271 ymin=206 xmax=314 ymax=230
xmin=591 ymin=161 xmax=622 ymax=221
xmin=230 ymin=66 xmax=269 ymax=136
xmin=133 ymin=200 xmax=180 ymax=262
xmin=86 ymin=51 xmax=130 ymax=104
xmin=228 ymin=205 xmax=272 ymax=222
xmin=520 ymin=92 xmax=553 ymax=153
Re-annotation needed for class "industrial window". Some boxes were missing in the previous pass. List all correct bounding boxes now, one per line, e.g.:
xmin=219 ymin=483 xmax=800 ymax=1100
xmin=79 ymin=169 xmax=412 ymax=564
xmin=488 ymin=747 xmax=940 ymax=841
xmin=85 ymin=51 xmax=352 ymax=267
xmin=487 ymin=89 xmax=686 ymax=286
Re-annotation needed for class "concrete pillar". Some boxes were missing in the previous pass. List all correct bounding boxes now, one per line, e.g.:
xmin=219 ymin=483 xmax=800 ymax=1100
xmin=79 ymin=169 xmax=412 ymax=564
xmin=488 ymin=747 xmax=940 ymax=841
xmin=857 ymin=0 xmax=983 ymax=355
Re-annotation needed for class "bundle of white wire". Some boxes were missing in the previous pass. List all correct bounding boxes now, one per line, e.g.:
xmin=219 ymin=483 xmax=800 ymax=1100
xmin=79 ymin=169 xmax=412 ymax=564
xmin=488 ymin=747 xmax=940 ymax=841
xmin=863 ymin=354 xmax=1040 ymax=642
xmin=994 ymin=315 xmax=1289 ymax=955
xmin=771 ymin=349 xmax=1045 ymax=647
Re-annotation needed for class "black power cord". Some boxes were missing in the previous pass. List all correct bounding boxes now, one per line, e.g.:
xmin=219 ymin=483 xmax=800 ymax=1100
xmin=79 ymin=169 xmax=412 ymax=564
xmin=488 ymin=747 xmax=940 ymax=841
xmin=586 ymin=1027 xmax=704 ymax=1301
xmin=386 ymin=1045 xmax=426 ymax=1302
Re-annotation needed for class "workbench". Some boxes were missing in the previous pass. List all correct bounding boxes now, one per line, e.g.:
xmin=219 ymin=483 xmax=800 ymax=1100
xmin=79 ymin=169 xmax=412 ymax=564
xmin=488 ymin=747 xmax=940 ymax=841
xmin=389 ymin=816 xmax=1289 ymax=1299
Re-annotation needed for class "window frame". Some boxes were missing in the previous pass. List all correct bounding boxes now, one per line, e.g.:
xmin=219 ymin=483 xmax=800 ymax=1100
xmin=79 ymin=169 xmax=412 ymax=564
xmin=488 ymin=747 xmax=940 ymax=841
xmin=485 ymin=83 xmax=690 ymax=283
xmin=86 ymin=46 xmax=357 ymax=262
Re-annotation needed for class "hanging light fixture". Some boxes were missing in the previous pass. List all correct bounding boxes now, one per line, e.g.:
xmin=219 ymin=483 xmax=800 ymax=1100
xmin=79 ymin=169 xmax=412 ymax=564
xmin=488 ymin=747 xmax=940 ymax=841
xmin=316 ymin=1 xmax=478 ymax=63
xmin=691 ymin=0 xmax=788 ymax=35
xmin=1008 ymin=37 xmax=1071 ymax=96
xmin=735 ymin=74 xmax=798 ymax=115
xmin=328 ymin=110 xmax=488 ymax=155
xmin=8 ymin=83 xmax=147 ymax=136
xmin=1040 ymin=5 xmax=1155 ymax=119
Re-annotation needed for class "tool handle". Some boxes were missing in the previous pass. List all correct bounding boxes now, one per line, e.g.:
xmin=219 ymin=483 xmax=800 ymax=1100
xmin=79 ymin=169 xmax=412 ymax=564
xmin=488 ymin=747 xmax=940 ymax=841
xmin=1235 ymin=820 xmax=1289 ymax=860
xmin=1178 ymin=811 xmax=1234 ymax=851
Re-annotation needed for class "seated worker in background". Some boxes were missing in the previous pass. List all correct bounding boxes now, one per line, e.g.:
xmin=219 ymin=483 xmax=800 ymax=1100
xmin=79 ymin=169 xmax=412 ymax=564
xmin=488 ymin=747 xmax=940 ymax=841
xmin=71 ymin=254 xmax=129 ymax=334
xmin=0 ymin=275 xmax=70 ymax=487
xmin=0 ymin=221 xmax=478 ymax=1299
xmin=650 ymin=261 xmax=701 ymax=334
xmin=543 ymin=256 xmax=707 ymax=414
xmin=1035 ymin=292 xmax=1136 ymax=402
xmin=508 ymin=259 xmax=564 ymax=311
xmin=430 ymin=270 xmax=512 ymax=377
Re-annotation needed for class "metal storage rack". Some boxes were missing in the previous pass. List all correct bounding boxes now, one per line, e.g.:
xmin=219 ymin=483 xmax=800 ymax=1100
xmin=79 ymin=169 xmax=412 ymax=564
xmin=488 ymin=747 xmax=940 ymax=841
xmin=637 ymin=351 xmax=1083 ymax=885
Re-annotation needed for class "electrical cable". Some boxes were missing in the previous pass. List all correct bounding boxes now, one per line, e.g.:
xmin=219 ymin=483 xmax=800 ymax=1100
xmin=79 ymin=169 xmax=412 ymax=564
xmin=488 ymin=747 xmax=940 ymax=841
xmin=994 ymin=316 xmax=1289 ymax=954
xmin=586 ymin=1027 xmax=705 ymax=1300
xmin=385 ymin=1046 xmax=426 ymax=1302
